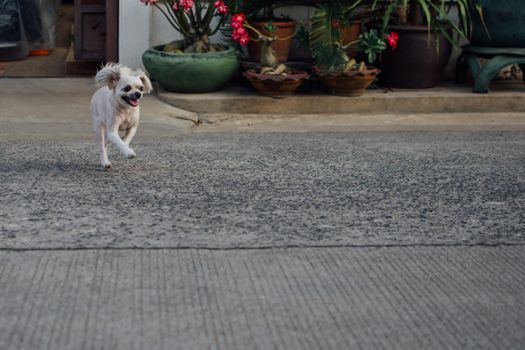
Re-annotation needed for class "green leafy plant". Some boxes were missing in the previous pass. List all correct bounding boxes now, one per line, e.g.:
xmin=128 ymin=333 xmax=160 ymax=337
xmin=356 ymin=29 xmax=387 ymax=64
xmin=305 ymin=0 xmax=394 ymax=74
xmin=308 ymin=1 xmax=366 ymax=72
xmin=371 ymin=0 xmax=473 ymax=47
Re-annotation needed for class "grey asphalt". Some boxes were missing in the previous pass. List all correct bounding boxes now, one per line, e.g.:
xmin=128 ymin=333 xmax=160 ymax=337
xmin=1 ymin=78 xmax=525 ymax=349
xmin=1 ymin=132 xmax=524 ymax=249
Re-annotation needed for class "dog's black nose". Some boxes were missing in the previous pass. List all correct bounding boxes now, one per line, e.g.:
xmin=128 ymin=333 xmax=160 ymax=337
xmin=134 ymin=92 xmax=142 ymax=99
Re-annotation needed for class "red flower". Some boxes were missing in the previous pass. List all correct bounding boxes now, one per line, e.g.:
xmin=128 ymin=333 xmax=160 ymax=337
xmin=231 ymin=13 xmax=246 ymax=26
xmin=331 ymin=20 xmax=342 ymax=29
xmin=385 ymin=31 xmax=399 ymax=49
xmin=171 ymin=0 xmax=193 ymax=12
xmin=238 ymin=36 xmax=250 ymax=45
xmin=214 ymin=1 xmax=229 ymax=14
xmin=231 ymin=13 xmax=249 ymax=46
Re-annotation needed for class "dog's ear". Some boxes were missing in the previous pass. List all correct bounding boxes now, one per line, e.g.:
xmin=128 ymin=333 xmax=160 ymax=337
xmin=95 ymin=63 xmax=122 ymax=90
xmin=137 ymin=71 xmax=153 ymax=93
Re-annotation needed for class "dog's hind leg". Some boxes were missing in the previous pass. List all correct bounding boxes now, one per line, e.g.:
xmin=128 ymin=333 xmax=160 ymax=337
xmin=122 ymin=125 xmax=137 ymax=146
xmin=96 ymin=125 xmax=111 ymax=168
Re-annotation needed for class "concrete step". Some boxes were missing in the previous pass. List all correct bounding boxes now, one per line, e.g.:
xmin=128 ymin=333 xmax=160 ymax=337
xmin=197 ymin=112 xmax=525 ymax=132
xmin=157 ymin=82 xmax=525 ymax=115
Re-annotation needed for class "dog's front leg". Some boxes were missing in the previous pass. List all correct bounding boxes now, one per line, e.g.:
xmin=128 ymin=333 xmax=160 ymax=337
xmin=96 ymin=125 xmax=112 ymax=168
xmin=122 ymin=125 xmax=138 ymax=146
xmin=107 ymin=124 xmax=136 ymax=159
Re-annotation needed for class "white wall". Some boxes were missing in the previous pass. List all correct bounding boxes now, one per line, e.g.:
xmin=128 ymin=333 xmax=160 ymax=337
xmin=150 ymin=7 xmax=184 ymax=47
xmin=119 ymin=1 xmax=150 ymax=70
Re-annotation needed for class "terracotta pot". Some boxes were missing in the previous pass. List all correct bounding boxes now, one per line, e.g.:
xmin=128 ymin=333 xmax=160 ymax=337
xmin=243 ymin=69 xmax=310 ymax=96
xmin=341 ymin=20 xmax=362 ymax=59
xmin=316 ymin=68 xmax=380 ymax=97
xmin=376 ymin=25 xmax=452 ymax=89
xmin=246 ymin=20 xmax=296 ymax=63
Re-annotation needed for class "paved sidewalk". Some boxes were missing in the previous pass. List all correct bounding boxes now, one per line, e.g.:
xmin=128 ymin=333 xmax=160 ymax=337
xmin=1 ymin=246 xmax=524 ymax=350
xmin=0 ymin=78 xmax=196 ymax=141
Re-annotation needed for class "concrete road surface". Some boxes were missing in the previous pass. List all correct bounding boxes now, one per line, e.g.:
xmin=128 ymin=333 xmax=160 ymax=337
xmin=1 ymin=78 xmax=524 ymax=350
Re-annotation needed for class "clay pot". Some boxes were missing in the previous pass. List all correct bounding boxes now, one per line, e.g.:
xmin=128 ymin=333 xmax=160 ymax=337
xmin=243 ymin=69 xmax=310 ymax=96
xmin=316 ymin=68 xmax=380 ymax=97
xmin=376 ymin=25 xmax=452 ymax=89
xmin=341 ymin=20 xmax=362 ymax=59
xmin=246 ymin=20 xmax=296 ymax=63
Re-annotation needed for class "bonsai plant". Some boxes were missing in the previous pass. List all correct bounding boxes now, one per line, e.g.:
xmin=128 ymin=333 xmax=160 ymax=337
xmin=230 ymin=12 xmax=310 ymax=95
xmin=370 ymin=0 xmax=471 ymax=88
xmin=305 ymin=1 xmax=396 ymax=96
xmin=140 ymin=0 xmax=240 ymax=93
xmin=226 ymin=0 xmax=302 ymax=62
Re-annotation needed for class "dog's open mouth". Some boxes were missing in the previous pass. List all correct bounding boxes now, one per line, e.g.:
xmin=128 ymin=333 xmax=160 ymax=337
xmin=122 ymin=96 xmax=140 ymax=107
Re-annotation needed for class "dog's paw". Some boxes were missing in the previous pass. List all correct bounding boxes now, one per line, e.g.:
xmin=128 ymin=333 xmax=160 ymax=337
xmin=101 ymin=161 xmax=112 ymax=169
xmin=125 ymin=149 xmax=136 ymax=159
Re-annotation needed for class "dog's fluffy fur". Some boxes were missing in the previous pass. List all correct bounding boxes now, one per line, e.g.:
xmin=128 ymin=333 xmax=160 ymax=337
xmin=90 ymin=63 xmax=152 ymax=168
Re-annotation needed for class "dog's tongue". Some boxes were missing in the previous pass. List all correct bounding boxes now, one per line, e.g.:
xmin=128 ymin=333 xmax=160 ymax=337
xmin=130 ymin=99 xmax=139 ymax=107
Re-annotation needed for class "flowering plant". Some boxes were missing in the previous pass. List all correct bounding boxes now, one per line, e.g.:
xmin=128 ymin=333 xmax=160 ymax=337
xmin=231 ymin=12 xmax=297 ymax=75
xmin=371 ymin=0 xmax=471 ymax=47
xmin=139 ymin=0 xmax=232 ymax=53
xmin=354 ymin=29 xmax=398 ymax=64
xmin=306 ymin=2 xmax=398 ymax=75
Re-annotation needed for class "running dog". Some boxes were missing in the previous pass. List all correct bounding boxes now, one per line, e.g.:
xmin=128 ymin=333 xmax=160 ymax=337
xmin=91 ymin=63 xmax=152 ymax=168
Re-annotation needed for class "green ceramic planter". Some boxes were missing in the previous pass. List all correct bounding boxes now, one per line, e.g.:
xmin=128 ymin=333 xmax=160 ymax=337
xmin=142 ymin=41 xmax=240 ymax=93
xmin=470 ymin=0 xmax=525 ymax=48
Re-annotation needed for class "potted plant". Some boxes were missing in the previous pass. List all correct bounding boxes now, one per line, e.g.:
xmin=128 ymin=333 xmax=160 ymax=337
xmin=305 ymin=2 xmax=395 ymax=96
xmin=371 ymin=0 xmax=471 ymax=88
xmin=140 ymin=0 xmax=240 ymax=93
xmin=230 ymin=12 xmax=310 ymax=95
xmin=226 ymin=0 xmax=301 ymax=62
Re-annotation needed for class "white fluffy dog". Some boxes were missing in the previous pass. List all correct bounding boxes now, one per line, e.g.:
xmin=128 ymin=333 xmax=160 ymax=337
xmin=91 ymin=63 xmax=152 ymax=168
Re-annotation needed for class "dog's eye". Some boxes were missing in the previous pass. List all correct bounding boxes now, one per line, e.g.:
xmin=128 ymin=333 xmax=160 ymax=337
xmin=139 ymin=86 xmax=144 ymax=91
xmin=123 ymin=85 xmax=131 ymax=92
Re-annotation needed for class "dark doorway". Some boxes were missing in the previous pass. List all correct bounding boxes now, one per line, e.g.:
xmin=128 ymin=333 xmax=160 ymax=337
xmin=0 ymin=0 xmax=118 ymax=77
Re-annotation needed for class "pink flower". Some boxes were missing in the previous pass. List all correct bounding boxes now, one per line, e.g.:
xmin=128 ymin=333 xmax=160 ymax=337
xmin=175 ymin=0 xmax=193 ymax=12
xmin=231 ymin=12 xmax=249 ymax=45
xmin=234 ymin=27 xmax=247 ymax=37
xmin=231 ymin=20 xmax=243 ymax=29
xmin=214 ymin=1 xmax=229 ymax=14
xmin=231 ymin=13 xmax=246 ymax=26
xmin=385 ymin=31 xmax=399 ymax=49
xmin=331 ymin=20 xmax=342 ymax=29
xmin=238 ymin=35 xmax=249 ymax=45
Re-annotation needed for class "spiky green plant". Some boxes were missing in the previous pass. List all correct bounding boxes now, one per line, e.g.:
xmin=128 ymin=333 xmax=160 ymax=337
xmin=306 ymin=0 xmax=475 ymax=74
xmin=372 ymin=0 xmax=473 ymax=46
xmin=306 ymin=0 xmax=370 ymax=73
